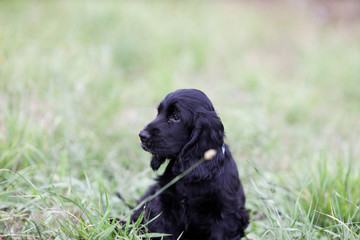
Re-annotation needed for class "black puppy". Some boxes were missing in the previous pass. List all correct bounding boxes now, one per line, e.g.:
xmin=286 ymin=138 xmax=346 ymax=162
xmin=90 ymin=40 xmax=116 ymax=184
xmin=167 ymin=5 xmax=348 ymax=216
xmin=133 ymin=89 xmax=249 ymax=239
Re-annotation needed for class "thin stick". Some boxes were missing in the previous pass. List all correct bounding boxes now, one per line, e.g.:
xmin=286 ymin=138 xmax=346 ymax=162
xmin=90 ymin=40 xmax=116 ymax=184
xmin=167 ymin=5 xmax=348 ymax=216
xmin=132 ymin=157 xmax=206 ymax=212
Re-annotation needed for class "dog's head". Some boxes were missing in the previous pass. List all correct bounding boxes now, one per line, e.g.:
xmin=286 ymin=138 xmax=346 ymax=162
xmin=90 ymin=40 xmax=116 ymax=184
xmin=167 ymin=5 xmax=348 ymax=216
xmin=139 ymin=89 xmax=225 ymax=174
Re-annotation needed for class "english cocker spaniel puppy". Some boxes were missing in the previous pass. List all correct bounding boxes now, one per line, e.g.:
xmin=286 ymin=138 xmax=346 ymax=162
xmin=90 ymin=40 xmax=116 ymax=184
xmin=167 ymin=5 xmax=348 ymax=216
xmin=132 ymin=89 xmax=249 ymax=239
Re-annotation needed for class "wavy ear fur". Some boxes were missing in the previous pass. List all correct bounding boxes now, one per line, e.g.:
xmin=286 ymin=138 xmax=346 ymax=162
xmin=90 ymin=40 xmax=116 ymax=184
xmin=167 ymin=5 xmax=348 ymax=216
xmin=174 ymin=110 xmax=225 ymax=181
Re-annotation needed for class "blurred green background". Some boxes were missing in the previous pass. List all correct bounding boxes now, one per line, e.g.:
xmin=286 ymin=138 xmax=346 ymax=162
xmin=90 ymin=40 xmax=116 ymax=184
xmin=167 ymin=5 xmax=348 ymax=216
xmin=1 ymin=0 xmax=359 ymax=239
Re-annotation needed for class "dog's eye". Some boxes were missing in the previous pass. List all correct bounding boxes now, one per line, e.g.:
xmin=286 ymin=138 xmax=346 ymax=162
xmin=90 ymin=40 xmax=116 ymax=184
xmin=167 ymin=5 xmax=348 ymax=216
xmin=170 ymin=113 xmax=180 ymax=122
xmin=172 ymin=114 xmax=180 ymax=121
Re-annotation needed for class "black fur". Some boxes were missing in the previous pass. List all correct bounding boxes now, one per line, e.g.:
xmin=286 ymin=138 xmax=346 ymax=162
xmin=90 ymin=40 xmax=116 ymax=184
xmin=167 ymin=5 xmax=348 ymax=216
xmin=134 ymin=89 xmax=249 ymax=239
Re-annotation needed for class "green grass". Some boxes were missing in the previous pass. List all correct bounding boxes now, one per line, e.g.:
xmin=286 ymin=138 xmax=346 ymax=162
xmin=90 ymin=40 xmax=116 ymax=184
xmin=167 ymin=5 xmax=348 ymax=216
xmin=1 ymin=0 xmax=360 ymax=239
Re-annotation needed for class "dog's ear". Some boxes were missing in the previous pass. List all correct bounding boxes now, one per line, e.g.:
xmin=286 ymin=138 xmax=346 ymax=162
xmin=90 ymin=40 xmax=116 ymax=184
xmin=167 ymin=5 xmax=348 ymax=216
xmin=150 ymin=155 xmax=166 ymax=171
xmin=175 ymin=110 xmax=225 ymax=181
xmin=198 ymin=111 xmax=225 ymax=148
xmin=181 ymin=110 xmax=224 ymax=154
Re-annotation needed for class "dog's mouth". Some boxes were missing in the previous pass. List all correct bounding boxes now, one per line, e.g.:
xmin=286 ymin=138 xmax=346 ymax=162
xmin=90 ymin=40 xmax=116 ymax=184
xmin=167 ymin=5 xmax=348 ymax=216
xmin=140 ymin=136 xmax=167 ymax=152
xmin=140 ymin=140 xmax=173 ymax=160
xmin=140 ymin=141 xmax=162 ymax=156
xmin=140 ymin=142 xmax=152 ymax=153
xmin=140 ymin=142 xmax=152 ymax=152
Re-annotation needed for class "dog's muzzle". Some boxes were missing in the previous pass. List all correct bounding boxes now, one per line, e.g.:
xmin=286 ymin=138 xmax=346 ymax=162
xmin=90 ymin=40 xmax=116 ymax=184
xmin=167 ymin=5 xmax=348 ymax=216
xmin=139 ymin=130 xmax=151 ymax=150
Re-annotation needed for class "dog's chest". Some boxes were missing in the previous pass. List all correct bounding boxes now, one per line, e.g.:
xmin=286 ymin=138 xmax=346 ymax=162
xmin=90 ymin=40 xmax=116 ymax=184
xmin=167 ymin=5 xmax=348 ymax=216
xmin=172 ymin=181 xmax=221 ymax=217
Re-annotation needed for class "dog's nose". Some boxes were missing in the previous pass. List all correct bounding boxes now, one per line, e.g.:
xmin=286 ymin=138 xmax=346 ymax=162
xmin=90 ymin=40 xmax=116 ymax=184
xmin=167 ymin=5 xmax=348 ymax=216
xmin=139 ymin=130 xmax=150 ymax=142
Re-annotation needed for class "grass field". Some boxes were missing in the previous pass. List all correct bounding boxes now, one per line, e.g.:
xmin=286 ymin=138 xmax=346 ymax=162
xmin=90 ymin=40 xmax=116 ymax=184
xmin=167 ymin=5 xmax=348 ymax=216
xmin=1 ymin=1 xmax=360 ymax=239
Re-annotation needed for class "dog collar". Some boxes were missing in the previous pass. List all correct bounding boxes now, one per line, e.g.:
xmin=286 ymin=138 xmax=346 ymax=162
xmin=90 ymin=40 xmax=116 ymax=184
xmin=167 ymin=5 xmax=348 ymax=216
xmin=222 ymin=144 xmax=226 ymax=155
